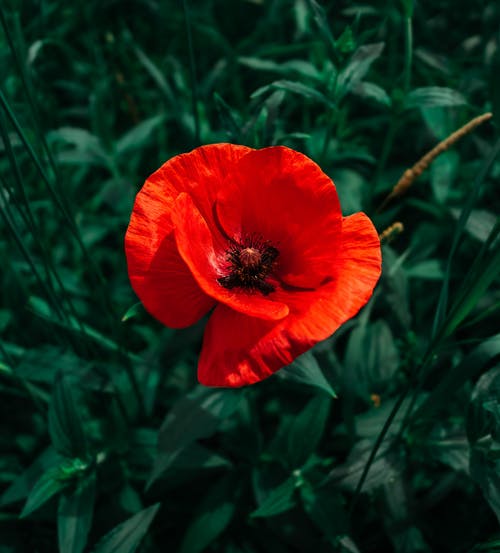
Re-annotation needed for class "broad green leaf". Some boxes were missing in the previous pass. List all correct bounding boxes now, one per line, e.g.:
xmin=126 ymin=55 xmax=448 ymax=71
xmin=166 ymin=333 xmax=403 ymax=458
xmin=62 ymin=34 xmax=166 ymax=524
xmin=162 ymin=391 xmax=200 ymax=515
xmin=48 ymin=377 xmax=88 ymax=459
xmin=406 ymin=259 xmax=444 ymax=280
xmin=413 ymin=334 xmax=500 ymax=427
xmin=213 ymin=93 xmax=242 ymax=141
xmin=178 ymin=476 xmax=236 ymax=553
xmin=115 ymin=114 xmax=166 ymax=156
xmin=326 ymin=439 xmax=402 ymax=492
xmin=277 ymin=351 xmax=336 ymax=398
xmin=405 ymin=87 xmax=467 ymax=109
xmin=250 ymin=475 xmax=297 ymax=518
xmin=430 ymin=150 xmax=459 ymax=203
xmin=148 ymin=388 xmax=242 ymax=486
xmin=238 ymin=56 xmax=282 ymax=72
xmin=336 ymin=43 xmax=385 ymax=101
xmin=58 ymin=471 xmax=96 ymax=553
xmin=420 ymin=106 xmax=456 ymax=140
xmin=287 ymin=395 xmax=331 ymax=468
xmin=251 ymin=80 xmax=334 ymax=107
xmin=92 ymin=503 xmax=161 ymax=553
xmin=450 ymin=208 xmax=497 ymax=243
xmin=0 ymin=447 xmax=62 ymax=506
xmin=300 ymin=484 xmax=348 ymax=541
xmin=466 ymin=366 xmax=500 ymax=523
xmin=352 ymin=81 xmax=392 ymax=107
xmin=20 ymin=466 xmax=69 ymax=518
xmin=344 ymin=320 xmax=399 ymax=398
xmin=333 ymin=168 xmax=365 ymax=214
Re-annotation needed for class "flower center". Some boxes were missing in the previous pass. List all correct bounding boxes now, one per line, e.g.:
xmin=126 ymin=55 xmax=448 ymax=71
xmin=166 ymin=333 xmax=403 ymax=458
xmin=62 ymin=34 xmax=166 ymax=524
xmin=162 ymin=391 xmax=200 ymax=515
xmin=218 ymin=237 xmax=279 ymax=296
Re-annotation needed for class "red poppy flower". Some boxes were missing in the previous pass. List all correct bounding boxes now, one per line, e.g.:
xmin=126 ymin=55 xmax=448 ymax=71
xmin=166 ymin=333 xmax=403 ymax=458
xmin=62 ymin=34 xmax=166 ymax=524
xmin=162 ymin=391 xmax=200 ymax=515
xmin=125 ymin=144 xmax=381 ymax=387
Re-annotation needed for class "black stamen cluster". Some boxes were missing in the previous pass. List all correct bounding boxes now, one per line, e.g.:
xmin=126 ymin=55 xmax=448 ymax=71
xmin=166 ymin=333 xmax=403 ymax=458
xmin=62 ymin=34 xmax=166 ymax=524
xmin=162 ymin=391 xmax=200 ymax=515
xmin=218 ymin=236 xmax=279 ymax=295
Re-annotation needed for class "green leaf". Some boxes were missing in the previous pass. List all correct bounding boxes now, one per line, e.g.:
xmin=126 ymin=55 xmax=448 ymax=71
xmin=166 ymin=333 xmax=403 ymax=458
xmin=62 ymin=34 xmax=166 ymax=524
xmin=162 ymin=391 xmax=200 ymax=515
xmin=405 ymin=87 xmax=467 ymax=109
xmin=406 ymin=259 xmax=444 ymax=280
xmin=326 ymin=439 xmax=402 ymax=492
xmin=250 ymin=475 xmax=297 ymax=518
xmin=178 ymin=476 xmax=236 ymax=553
xmin=430 ymin=150 xmax=459 ymax=203
xmin=277 ymin=351 xmax=337 ymax=398
xmin=58 ymin=471 xmax=96 ymax=553
xmin=0 ymin=447 xmax=62 ymax=507
xmin=287 ymin=395 xmax=331 ymax=468
xmin=336 ymin=43 xmax=385 ymax=101
xmin=489 ymin=37 xmax=500 ymax=129
xmin=115 ymin=114 xmax=166 ymax=156
xmin=251 ymin=80 xmax=334 ymax=107
xmin=413 ymin=334 xmax=500 ymax=426
xmin=48 ymin=376 xmax=88 ymax=458
xmin=352 ymin=81 xmax=392 ymax=107
xmin=121 ymin=302 xmax=145 ymax=323
xmin=92 ymin=503 xmax=161 ymax=553
xmin=450 ymin=208 xmax=497 ymax=243
xmin=300 ymin=484 xmax=348 ymax=542
xmin=148 ymin=388 xmax=242 ymax=486
xmin=20 ymin=466 xmax=69 ymax=518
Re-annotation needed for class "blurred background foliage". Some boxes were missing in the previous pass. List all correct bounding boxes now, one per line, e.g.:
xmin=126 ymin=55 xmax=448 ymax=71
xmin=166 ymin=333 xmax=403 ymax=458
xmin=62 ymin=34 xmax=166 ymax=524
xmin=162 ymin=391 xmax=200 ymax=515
xmin=1 ymin=0 xmax=500 ymax=551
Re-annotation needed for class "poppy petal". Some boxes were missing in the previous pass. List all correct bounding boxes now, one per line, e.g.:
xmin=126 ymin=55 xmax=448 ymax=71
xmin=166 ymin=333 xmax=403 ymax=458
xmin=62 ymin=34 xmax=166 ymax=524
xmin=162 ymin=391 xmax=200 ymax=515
xmin=274 ymin=211 xmax=382 ymax=341
xmin=215 ymin=146 xmax=343 ymax=288
xmin=172 ymin=192 xmax=289 ymax=321
xmin=198 ymin=212 xmax=381 ymax=387
xmin=198 ymin=305 xmax=292 ymax=387
xmin=126 ymin=231 xmax=215 ymax=328
xmin=147 ymin=143 xmax=253 ymax=227
xmin=125 ymin=144 xmax=253 ymax=280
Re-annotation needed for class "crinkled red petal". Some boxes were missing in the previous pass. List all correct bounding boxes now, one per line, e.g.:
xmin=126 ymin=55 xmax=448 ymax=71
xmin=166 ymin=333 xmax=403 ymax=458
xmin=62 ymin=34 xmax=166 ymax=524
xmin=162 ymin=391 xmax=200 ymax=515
xmin=215 ymin=146 xmax=343 ymax=289
xmin=198 ymin=212 xmax=381 ymax=387
xmin=172 ymin=192 xmax=289 ymax=321
xmin=126 ymin=231 xmax=215 ymax=328
xmin=125 ymin=144 xmax=252 ymax=327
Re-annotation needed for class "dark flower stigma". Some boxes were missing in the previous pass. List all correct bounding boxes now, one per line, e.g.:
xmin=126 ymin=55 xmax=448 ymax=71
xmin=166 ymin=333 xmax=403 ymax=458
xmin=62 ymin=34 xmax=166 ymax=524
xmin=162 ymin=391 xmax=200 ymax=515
xmin=218 ymin=236 xmax=279 ymax=295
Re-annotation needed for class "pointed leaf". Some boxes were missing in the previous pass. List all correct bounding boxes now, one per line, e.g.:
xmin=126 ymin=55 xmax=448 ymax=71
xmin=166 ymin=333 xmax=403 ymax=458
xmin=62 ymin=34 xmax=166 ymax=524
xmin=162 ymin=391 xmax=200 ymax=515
xmin=287 ymin=395 xmax=331 ymax=467
xmin=405 ymin=87 xmax=467 ymax=109
xmin=92 ymin=503 xmax=160 ymax=553
xmin=178 ymin=476 xmax=236 ymax=553
xmin=20 ymin=466 xmax=69 ymax=518
xmin=250 ymin=475 xmax=297 ymax=518
xmin=58 ymin=471 xmax=96 ymax=553
xmin=148 ymin=388 xmax=242 ymax=486
xmin=48 ymin=377 xmax=88 ymax=458
xmin=277 ymin=351 xmax=337 ymax=398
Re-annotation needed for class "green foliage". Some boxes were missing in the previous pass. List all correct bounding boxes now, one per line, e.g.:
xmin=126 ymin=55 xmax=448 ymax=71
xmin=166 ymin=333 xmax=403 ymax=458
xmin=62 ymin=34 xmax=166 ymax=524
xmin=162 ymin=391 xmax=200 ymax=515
xmin=1 ymin=0 xmax=500 ymax=552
